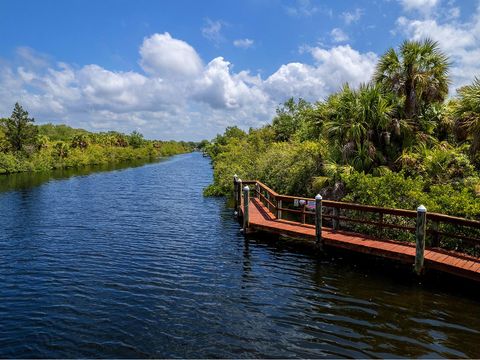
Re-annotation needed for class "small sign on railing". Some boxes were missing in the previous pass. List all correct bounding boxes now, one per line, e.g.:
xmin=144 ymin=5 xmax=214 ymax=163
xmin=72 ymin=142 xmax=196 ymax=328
xmin=306 ymin=201 xmax=315 ymax=211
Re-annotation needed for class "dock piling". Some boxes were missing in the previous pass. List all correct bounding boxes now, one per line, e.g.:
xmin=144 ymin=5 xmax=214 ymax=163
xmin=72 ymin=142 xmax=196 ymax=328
xmin=315 ymin=194 xmax=323 ymax=249
xmin=233 ymin=174 xmax=238 ymax=211
xmin=237 ymin=178 xmax=243 ymax=213
xmin=415 ymin=205 xmax=427 ymax=275
xmin=243 ymin=186 xmax=250 ymax=231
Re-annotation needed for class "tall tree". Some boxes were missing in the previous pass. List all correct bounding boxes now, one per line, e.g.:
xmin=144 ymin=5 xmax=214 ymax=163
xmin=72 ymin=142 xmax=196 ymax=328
xmin=2 ymin=103 xmax=38 ymax=152
xmin=272 ymin=98 xmax=312 ymax=142
xmin=454 ymin=77 xmax=480 ymax=158
xmin=374 ymin=39 xmax=449 ymax=120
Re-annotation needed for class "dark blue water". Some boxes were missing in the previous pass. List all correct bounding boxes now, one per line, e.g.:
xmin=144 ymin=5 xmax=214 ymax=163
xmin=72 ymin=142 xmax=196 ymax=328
xmin=0 ymin=152 xmax=479 ymax=358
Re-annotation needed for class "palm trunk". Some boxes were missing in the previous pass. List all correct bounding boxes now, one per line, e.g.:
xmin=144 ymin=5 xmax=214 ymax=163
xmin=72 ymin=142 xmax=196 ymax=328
xmin=470 ymin=133 xmax=480 ymax=159
xmin=405 ymin=66 xmax=416 ymax=119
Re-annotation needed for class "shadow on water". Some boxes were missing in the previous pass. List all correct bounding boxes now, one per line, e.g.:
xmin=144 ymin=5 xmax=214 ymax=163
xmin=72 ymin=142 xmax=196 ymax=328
xmin=0 ymin=158 xmax=165 ymax=194
xmin=240 ymin=229 xmax=480 ymax=358
xmin=243 ymin=228 xmax=480 ymax=299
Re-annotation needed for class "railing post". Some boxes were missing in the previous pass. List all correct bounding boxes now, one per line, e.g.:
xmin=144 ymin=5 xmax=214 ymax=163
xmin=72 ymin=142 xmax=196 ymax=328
xmin=414 ymin=205 xmax=427 ymax=275
xmin=243 ymin=185 xmax=250 ymax=231
xmin=233 ymin=174 xmax=238 ymax=211
xmin=333 ymin=207 xmax=339 ymax=231
xmin=315 ymin=194 xmax=323 ymax=249
xmin=431 ymin=220 xmax=440 ymax=247
xmin=277 ymin=199 xmax=282 ymax=220
xmin=300 ymin=200 xmax=306 ymax=224
xmin=378 ymin=212 xmax=384 ymax=238
xmin=237 ymin=179 xmax=242 ymax=213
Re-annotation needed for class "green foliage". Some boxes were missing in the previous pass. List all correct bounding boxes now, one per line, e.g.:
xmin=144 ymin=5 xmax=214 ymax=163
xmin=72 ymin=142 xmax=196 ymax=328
xmin=205 ymin=126 xmax=247 ymax=160
xmin=399 ymin=142 xmax=475 ymax=183
xmin=454 ymin=77 xmax=480 ymax=160
xmin=71 ymin=134 xmax=89 ymax=149
xmin=38 ymin=123 xmax=88 ymax=141
xmin=374 ymin=38 xmax=449 ymax=119
xmin=54 ymin=141 xmax=69 ymax=159
xmin=0 ymin=152 xmax=22 ymax=173
xmin=272 ymin=98 xmax=312 ymax=141
xmin=197 ymin=139 xmax=210 ymax=150
xmin=204 ymin=40 xmax=480 ymax=221
xmin=256 ymin=141 xmax=324 ymax=195
xmin=0 ymin=104 xmax=192 ymax=175
xmin=1 ymin=103 xmax=38 ymax=152
xmin=341 ymin=171 xmax=480 ymax=219
xmin=342 ymin=171 xmax=424 ymax=210
xmin=0 ymin=125 xmax=9 ymax=152
xmin=324 ymin=83 xmax=396 ymax=172
xmin=129 ymin=131 xmax=145 ymax=148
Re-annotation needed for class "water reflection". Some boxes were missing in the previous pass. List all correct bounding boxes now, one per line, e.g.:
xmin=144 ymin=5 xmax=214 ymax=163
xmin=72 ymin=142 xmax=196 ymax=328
xmin=0 ymin=158 xmax=164 ymax=193
xmin=242 ymin=234 xmax=480 ymax=358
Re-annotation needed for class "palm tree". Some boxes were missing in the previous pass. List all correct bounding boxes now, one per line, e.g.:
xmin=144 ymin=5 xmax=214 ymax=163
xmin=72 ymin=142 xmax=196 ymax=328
xmin=454 ymin=77 xmax=480 ymax=158
xmin=374 ymin=39 xmax=450 ymax=120
xmin=324 ymin=83 xmax=393 ymax=172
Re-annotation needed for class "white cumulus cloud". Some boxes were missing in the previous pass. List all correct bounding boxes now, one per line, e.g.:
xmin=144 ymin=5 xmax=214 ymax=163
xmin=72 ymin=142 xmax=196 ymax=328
xmin=0 ymin=34 xmax=380 ymax=140
xmin=139 ymin=32 xmax=203 ymax=79
xmin=395 ymin=4 xmax=480 ymax=90
xmin=264 ymin=45 xmax=378 ymax=101
xmin=194 ymin=57 xmax=267 ymax=109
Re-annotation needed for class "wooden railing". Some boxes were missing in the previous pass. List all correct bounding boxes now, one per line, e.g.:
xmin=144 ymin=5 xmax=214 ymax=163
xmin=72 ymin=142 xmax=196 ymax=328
xmin=234 ymin=177 xmax=480 ymax=259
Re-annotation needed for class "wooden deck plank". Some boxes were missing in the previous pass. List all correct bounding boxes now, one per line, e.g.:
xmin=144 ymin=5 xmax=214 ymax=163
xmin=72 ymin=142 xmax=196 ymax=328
xmin=247 ymin=198 xmax=480 ymax=282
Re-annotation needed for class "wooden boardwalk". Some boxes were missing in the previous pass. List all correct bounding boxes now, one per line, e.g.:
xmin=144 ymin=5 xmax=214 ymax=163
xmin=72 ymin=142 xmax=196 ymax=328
xmin=235 ymin=179 xmax=480 ymax=283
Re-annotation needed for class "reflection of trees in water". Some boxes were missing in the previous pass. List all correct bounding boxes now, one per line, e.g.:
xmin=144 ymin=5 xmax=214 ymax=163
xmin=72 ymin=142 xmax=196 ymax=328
xmin=0 ymin=158 xmax=162 ymax=193
xmin=240 ymin=234 xmax=480 ymax=358
xmin=241 ymin=237 xmax=251 ymax=282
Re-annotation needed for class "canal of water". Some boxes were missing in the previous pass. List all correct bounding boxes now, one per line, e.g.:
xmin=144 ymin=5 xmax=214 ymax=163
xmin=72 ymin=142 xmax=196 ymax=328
xmin=0 ymin=152 xmax=479 ymax=358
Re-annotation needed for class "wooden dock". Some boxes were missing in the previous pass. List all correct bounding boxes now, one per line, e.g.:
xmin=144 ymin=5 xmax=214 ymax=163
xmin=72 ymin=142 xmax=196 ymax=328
xmin=234 ymin=177 xmax=480 ymax=282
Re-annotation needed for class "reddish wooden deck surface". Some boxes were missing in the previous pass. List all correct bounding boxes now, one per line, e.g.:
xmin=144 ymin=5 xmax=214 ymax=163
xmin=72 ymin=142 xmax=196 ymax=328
xmin=248 ymin=198 xmax=480 ymax=282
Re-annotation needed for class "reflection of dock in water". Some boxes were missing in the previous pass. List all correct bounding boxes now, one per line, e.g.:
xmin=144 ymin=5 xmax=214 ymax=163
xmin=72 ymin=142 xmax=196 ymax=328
xmin=234 ymin=178 xmax=480 ymax=283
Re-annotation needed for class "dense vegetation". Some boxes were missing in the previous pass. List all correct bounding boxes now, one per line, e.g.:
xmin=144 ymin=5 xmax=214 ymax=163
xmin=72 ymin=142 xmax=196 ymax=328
xmin=204 ymin=39 xmax=480 ymax=220
xmin=0 ymin=103 xmax=193 ymax=175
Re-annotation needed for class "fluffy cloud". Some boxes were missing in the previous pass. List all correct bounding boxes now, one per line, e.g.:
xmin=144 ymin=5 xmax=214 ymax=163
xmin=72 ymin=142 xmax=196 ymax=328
xmin=193 ymin=57 xmax=267 ymax=109
xmin=396 ymin=17 xmax=475 ymax=53
xmin=310 ymin=45 xmax=378 ymax=86
xmin=395 ymin=4 xmax=480 ymax=90
xmin=263 ymin=63 xmax=325 ymax=101
xmin=0 ymin=33 xmax=379 ymax=140
xmin=139 ymin=32 xmax=203 ymax=78
xmin=264 ymin=45 xmax=378 ymax=101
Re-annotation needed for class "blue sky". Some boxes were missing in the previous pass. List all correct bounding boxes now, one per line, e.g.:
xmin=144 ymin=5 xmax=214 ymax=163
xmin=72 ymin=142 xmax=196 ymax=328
xmin=1 ymin=0 xmax=479 ymax=140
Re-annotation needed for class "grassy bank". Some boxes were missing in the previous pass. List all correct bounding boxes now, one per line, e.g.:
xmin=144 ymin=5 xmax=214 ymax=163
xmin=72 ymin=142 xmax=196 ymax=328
xmin=0 ymin=106 xmax=193 ymax=175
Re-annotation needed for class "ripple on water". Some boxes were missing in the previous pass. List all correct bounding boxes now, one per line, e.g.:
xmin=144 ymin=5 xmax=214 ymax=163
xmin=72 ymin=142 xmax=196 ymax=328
xmin=0 ymin=152 xmax=479 ymax=358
